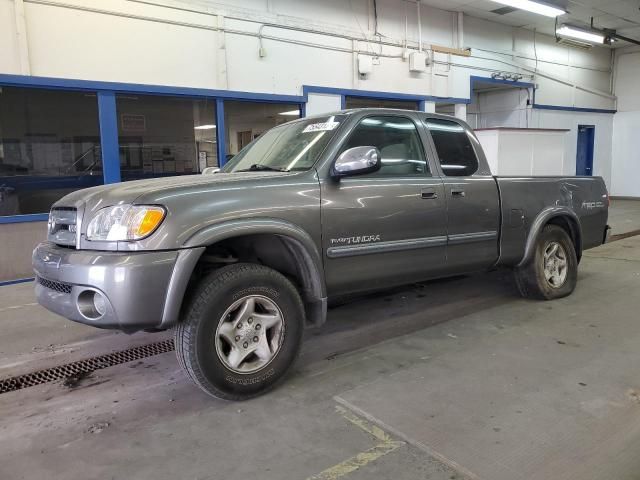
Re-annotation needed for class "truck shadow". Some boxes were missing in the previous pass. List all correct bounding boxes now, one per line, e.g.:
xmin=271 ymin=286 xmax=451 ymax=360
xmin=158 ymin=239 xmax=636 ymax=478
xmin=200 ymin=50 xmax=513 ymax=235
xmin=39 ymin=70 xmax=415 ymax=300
xmin=299 ymin=269 xmax=520 ymax=366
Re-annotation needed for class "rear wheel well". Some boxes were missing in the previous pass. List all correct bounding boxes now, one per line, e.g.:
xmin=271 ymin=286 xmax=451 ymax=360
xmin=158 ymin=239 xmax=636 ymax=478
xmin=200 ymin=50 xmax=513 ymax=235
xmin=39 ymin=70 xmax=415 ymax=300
xmin=182 ymin=234 xmax=324 ymax=327
xmin=546 ymin=216 xmax=582 ymax=262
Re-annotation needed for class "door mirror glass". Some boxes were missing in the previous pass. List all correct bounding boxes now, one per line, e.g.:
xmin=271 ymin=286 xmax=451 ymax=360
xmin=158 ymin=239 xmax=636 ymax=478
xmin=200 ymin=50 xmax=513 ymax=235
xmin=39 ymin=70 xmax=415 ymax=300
xmin=332 ymin=146 xmax=381 ymax=178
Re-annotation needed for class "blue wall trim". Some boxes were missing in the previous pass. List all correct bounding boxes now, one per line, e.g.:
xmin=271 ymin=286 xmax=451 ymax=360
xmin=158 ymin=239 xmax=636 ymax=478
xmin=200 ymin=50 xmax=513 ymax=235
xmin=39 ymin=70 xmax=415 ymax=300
xmin=302 ymin=85 xmax=471 ymax=111
xmin=97 ymin=91 xmax=121 ymax=183
xmin=0 ymin=72 xmax=613 ymax=113
xmin=532 ymin=104 xmax=616 ymax=114
xmin=469 ymin=75 xmax=616 ymax=114
xmin=470 ymin=75 xmax=536 ymax=90
xmin=303 ymin=85 xmax=427 ymax=103
xmin=0 ymin=73 xmax=304 ymax=103
xmin=425 ymin=96 xmax=472 ymax=104
xmin=216 ymin=98 xmax=226 ymax=167
xmin=0 ymin=72 xmax=615 ymax=227
xmin=0 ymin=214 xmax=48 ymax=224
xmin=0 ymin=277 xmax=34 ymax=287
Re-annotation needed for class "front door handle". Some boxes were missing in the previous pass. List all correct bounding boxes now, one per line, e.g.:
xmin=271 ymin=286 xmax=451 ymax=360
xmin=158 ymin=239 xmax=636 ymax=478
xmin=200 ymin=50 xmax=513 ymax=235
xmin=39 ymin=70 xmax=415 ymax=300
xmin=450 ymin=188 xmax=466 ymax=198
xmin=421 ymin=188 xmax=438 ymax=200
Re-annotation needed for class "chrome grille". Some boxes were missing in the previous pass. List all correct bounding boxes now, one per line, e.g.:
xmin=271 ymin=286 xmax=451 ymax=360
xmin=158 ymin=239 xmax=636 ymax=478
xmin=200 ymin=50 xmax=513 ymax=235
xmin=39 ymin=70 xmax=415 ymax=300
xmin=48 ymin=207 xmax=77 ymax=247
xmin=37 ymin=276 xmax=72 ymax=294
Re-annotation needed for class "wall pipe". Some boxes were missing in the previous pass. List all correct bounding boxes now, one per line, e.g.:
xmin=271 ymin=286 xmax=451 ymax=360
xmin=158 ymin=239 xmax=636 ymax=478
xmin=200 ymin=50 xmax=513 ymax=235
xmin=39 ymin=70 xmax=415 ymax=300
xmin=121 ymin=0 xmax=611 ymax=74
xmin=24 ymin=0 xmax=613 ymax=100
xmin=417 ymin=0 xmax=422 ymax=53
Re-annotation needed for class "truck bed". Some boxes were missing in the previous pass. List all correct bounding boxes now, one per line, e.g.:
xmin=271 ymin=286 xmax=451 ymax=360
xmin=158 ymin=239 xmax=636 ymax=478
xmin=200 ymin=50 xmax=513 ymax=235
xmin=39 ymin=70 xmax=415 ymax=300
xmin=495 ymin=176 xmax=609 ymax=266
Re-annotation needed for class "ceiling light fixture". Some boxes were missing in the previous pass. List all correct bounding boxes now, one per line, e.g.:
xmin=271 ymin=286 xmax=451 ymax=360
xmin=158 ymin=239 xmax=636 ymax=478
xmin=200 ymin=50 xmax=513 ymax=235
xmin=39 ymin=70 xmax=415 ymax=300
xmin=194 ymin=124 xmax=216 ymax=130
xmin=556 ymin=24 xmax=606 ymax=44
xmin=489 ymin=0 xmax=566 ymax=18
xmin=278 ymin=110 xmax=300 ymax=116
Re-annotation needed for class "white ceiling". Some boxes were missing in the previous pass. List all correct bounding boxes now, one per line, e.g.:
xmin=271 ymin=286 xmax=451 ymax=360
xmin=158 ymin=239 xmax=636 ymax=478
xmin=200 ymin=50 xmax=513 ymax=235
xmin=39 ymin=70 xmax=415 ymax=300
xmin=420 ymin=0 xmax=640 ymax=46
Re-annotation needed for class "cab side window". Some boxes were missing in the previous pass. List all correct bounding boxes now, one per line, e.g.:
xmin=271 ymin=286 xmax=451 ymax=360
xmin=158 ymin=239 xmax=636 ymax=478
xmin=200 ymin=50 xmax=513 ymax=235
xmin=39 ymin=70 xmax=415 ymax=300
xmin=426 ymin=118 xmax=479 ymax=177
xmin=341 ymin=116 xmax=429 ymax=177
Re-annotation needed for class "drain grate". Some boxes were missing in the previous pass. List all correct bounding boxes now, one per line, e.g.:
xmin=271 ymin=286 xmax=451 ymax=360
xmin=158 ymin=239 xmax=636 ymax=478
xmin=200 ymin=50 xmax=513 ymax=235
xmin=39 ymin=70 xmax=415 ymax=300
xmin=0 ymin=339 xmax=175 ymax=394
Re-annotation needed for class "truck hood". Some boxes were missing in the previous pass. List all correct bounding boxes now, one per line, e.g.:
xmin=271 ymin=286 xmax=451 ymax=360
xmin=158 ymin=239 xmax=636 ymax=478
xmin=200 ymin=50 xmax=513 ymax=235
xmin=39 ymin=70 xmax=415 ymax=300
xmin=54 ymin=171 xmax=294 ymax=215
xmin=53 ymin=169 xmax=321 ymax=252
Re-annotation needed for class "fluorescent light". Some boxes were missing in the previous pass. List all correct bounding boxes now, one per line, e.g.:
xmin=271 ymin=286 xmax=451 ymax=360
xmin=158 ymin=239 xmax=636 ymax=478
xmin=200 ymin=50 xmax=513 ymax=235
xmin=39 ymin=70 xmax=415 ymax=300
xmin=194 ymin=124 xmax=216 ymax=130
xmin=278 ymin=110 xmax=300 ymax=116
xmin=489 ymin=0 xmax=566 ymax=18
xmin=556 ymin=25 xmax=606 ymax=44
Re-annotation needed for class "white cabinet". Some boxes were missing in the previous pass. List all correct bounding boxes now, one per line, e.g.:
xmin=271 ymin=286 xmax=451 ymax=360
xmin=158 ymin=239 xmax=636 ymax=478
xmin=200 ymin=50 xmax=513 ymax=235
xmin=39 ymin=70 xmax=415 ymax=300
xmin=475 ymin=128 xmax=569 ymax=176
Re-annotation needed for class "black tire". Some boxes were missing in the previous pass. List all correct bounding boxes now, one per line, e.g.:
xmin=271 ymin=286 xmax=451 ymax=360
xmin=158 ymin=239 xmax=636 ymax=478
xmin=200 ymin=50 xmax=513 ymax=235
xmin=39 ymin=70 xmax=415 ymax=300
xmin=174 ymin=263 xmax=304 ymax=400
xmin=514 ymin=224 xmax=578 ymax=300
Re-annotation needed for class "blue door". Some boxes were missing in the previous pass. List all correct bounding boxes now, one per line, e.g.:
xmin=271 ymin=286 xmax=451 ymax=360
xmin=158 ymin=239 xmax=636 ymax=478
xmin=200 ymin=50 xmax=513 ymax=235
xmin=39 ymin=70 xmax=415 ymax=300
xmin=576 ymin=125 xmax=595 ymax=176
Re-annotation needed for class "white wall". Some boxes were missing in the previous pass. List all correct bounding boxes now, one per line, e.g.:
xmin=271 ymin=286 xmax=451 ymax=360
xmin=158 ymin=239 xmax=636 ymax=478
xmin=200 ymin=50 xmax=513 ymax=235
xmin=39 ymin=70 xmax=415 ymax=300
xmin=306 ymin=93 xmax=342 ymax=117
xmin=0 ymin=0 xmax=619 ymax=190
xmin=468 ymin=88 xmax=531 ymax=129
xmin=531 ymin=109 xmax=614 ymax=187
xmin=467 ymin=87 xmax=614 ymax=185
xmin=476 ymin=129 xmax=567 ymax=176
xmin=0 ymin=0 xmax=21 ymax=74
xmin=611 ymin=49 xmax=640 ymax=197
xmin=0 ymin=0 xmax=616 ymax=109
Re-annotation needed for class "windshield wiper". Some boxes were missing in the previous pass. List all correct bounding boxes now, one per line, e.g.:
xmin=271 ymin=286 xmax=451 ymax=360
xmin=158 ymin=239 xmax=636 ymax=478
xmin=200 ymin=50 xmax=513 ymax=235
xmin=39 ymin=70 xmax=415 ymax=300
xmin=236 ymin=164 xmax=289 ymax=173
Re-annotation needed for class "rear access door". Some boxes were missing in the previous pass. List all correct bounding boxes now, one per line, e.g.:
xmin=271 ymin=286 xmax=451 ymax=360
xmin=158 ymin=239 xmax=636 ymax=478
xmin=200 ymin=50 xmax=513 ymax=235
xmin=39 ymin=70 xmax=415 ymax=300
xmin=423 ymin=117 xmax=500 ymax=273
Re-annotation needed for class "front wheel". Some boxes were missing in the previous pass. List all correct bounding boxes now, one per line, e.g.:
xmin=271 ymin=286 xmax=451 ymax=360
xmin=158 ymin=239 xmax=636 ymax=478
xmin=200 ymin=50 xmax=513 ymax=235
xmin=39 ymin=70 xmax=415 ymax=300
xmin=514 ymin=224 xmax=578 ymax=300
xmin=175 ymin=263 xmax=304 ymax=400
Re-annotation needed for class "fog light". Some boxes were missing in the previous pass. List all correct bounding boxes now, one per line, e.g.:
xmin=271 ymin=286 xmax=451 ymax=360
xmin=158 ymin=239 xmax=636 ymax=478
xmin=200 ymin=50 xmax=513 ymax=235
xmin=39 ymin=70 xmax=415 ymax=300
xmin=93 ymin=292 xmax=106 ymax=316
xmin=77 ymin=290 xmax=107 ymax=320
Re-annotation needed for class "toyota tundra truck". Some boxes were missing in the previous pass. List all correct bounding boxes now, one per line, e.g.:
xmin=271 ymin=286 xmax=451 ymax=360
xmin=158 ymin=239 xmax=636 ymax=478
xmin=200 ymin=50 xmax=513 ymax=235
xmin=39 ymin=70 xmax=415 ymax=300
xmin=33 ymin=109 xmax=610 ymax=400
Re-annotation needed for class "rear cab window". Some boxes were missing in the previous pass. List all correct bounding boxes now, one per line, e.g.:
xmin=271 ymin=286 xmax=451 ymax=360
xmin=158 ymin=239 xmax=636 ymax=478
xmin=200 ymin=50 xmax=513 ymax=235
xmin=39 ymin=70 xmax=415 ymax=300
xmin=425 ymin=118 xmax=479 ymax=177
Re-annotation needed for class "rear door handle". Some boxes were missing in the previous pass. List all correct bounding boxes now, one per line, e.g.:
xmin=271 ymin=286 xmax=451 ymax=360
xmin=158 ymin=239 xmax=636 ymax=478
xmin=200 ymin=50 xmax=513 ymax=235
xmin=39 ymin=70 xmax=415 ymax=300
xmin=450 ymin=188 xmax=466 ymax=197
xmin=421 ymin=188 xmax=438 ymax=200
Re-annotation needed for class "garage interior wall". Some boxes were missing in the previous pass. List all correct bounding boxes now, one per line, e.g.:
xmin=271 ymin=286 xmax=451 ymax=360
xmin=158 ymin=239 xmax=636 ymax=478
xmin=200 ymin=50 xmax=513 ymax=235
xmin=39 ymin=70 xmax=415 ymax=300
xmin=611 ymin=49 xmax=640 ymax=198
xmin=0 ymin=0 xmax=614 ymax=104
xmin=468 ymin=87 xmax=531 ymax=130
xmin=0 ymin=0 xmax=622 ymax=282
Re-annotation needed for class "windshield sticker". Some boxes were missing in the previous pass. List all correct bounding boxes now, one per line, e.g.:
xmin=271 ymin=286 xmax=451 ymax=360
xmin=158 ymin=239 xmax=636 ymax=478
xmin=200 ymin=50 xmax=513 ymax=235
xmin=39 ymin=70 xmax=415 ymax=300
xmin=303 ymin=121 xmax=340 ymax=133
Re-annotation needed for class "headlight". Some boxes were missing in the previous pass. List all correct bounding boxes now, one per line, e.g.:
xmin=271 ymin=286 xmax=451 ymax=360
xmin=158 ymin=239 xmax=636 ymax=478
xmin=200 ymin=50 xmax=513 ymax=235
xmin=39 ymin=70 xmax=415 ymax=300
xmin=86 ymin=205 xmax=166 ymax=241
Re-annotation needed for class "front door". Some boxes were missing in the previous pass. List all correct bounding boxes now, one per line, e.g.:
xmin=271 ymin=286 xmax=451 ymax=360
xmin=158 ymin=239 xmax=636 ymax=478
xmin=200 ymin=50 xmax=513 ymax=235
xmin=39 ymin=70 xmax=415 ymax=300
xmin=424 ymin=117 xmax=501 ymax=273
xmin=576 ymin=125 xmax=595 ymax=176
xmin=321 ymin=114 xmax=448 ymax=296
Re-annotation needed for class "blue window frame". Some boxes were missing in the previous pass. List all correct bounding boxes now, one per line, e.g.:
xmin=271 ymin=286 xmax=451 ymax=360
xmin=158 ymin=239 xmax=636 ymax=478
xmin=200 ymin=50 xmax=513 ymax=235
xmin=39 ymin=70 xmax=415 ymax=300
xmin=0 ymin=73 xmax=305 ymax=222
xmin=0 ymin=86 xmax=104 ymax=217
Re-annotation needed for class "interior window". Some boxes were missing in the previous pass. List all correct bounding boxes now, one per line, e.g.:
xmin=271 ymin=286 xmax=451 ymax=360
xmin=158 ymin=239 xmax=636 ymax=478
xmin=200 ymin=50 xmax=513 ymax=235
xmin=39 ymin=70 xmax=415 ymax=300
xmin=426 ymin=118 xmax=479 ymax=177
xmin=340 ymin=116 xmax=428 ymax=177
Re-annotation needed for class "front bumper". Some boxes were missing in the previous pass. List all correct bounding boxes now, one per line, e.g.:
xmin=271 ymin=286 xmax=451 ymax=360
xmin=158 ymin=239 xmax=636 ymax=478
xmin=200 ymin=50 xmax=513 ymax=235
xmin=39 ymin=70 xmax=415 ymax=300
xmin=33 ymin=242 xmax=191 ymax=332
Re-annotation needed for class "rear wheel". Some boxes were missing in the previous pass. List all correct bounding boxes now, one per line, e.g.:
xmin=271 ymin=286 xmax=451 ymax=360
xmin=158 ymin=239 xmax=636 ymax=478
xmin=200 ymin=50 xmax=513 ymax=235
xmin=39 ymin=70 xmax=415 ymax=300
xmin=514 ymin=224 xmax=578 ymax=300
xmin=174 ymin=263 xmax=304 ymax=400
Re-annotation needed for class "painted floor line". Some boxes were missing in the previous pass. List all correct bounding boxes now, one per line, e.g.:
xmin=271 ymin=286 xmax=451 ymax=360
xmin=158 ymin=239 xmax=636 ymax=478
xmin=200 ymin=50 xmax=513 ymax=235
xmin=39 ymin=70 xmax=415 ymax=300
xmin=0 ymin=302 xmax=38 ymax=313
xmin=333 ymin=395 xmax=482 ymax=480
xmin=305 ymin=404 xmax=405 ymax=480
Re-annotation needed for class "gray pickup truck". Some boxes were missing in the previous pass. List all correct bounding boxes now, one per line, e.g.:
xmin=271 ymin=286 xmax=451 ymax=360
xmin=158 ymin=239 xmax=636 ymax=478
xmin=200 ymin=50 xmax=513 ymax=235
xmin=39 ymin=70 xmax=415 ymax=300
xmin=33 ymin=109 xmax=610 ymax=400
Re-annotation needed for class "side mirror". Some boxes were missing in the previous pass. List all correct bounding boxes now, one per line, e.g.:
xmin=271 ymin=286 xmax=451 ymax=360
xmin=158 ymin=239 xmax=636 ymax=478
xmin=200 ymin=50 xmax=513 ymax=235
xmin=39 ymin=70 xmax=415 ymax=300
xmin=202 ymin=167 xmax=221 ymax=175
xmin=331 ymin=146 xmax=381 ymax=178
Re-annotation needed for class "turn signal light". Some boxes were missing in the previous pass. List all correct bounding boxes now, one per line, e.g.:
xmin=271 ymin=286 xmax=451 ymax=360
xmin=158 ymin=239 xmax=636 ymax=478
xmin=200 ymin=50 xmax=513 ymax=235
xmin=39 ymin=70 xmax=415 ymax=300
xmin=136 ymin=209 xmax=166 ymax=238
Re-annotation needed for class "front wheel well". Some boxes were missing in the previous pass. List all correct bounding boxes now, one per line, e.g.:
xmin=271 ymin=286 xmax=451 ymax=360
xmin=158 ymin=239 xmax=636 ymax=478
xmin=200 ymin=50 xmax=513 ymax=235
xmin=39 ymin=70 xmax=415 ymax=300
xmin=182 ymin=234 xmax=325 ymax=327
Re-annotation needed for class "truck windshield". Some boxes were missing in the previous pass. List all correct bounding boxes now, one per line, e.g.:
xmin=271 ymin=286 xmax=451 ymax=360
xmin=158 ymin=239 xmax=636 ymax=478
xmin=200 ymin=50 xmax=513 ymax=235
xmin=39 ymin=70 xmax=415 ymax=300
xmin=222 ymin=115 xmax=345 ymax=173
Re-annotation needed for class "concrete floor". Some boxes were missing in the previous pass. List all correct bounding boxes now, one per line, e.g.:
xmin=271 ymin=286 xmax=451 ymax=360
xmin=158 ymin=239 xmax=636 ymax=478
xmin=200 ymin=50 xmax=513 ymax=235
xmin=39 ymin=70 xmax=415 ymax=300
xmin=2 ymin=237 xmax=640 ymax=480
xmin=609 ymin=199 xmax=640 ymax=236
